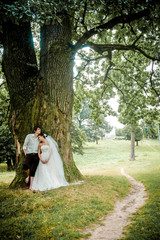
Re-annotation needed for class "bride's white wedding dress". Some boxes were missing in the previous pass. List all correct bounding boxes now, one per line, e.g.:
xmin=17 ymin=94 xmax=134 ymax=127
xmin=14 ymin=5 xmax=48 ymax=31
xmin=32 ymin=138 xmax=68 ymax=191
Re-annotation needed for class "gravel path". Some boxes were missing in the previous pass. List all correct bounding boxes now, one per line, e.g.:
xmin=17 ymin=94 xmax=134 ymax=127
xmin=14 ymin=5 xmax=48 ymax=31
xmin=81 ymin=168 xmax=148 ymax=240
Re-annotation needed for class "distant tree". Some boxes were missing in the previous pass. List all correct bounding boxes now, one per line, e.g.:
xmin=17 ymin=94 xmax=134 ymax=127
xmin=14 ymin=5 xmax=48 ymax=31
xmin=135 ymin=127 xmax=143 ymax=146
xmin=84 ymin=115 xmax=112 ymax=144
xmin=0 ymin=125 xmax=16 ymax=170
xmin=74 ymin=100 xmax=91 ymax=129
xmin=115 ymin=57 xmax=159 ymax=160
xmin=85 ymin=122 xmax=101 ymax=144
xmin=117 ymin=79 xmax=147 ymax=160
xmin=122 ymin=125 xmax=143 ymax=146
xmin=71 ymin=119 xmax=86 ymax=155
xmin=0 ymin=80 xmax=16 ymax=170
xmin=141 ymin=120 xmax=159 ymax=139
xmin=115 ymin=128 xmax=123 ymax=137
xmin=73 ymin=101 xmax=112 ymax=144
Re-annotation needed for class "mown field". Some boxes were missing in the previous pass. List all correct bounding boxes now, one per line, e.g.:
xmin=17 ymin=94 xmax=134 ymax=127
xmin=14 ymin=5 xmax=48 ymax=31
xmin=0 ymin=139 xmax=160 ymax=240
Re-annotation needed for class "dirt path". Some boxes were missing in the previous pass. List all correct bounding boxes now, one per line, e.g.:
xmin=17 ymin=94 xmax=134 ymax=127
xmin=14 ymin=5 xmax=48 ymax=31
xmin=81 ymin=168 xmax=148 ymax=240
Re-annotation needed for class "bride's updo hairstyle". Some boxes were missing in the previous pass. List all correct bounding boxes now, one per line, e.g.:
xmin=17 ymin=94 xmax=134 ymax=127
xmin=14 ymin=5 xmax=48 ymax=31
xmin=38 ymin=133 xmax=46 ymax=138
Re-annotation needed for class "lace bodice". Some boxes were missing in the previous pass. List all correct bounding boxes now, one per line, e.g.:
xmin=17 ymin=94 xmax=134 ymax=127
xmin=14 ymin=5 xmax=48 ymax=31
xmin=41 ymin=145 xmax=49 ymax=153
xmin=41 ymin=145 xmax=50 ymax=161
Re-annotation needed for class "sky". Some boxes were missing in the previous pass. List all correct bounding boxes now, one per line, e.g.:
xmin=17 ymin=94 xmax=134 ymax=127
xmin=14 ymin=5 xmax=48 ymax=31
xmin=74 ymin=48 xmax=125 ymax=129
xmin=106 ymin=95 xmax=124 ymax=129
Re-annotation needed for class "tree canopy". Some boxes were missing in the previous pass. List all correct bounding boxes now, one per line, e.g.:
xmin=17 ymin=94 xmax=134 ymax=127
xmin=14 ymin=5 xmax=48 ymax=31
xmin=1 ymin=0 xmax=159 ymax=111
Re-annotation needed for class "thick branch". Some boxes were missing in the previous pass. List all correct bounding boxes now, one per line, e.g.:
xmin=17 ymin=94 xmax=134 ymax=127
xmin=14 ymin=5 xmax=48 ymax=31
xmin=74 ymin=8 xmax=150 ymax=51
xmin=77 ymin=52 xmax=110 ymax=62
xmin=85 ymin=42 xmax=160 ymax=61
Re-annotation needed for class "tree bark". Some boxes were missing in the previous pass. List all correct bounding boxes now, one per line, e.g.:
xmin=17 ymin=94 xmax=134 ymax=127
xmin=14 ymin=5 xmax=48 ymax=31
xmin=2 ymin=16 xmax=82 ymax=188
xmin=130 ymin=126 xmax=135 ymax=160
xmin=2 ymin=20 xmax=39 ymax=187
xmin=39 ymin=15 xmax=82 ymax=181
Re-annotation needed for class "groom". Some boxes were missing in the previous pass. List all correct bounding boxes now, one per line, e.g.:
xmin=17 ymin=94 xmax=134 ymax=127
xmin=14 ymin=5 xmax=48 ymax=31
xmin=23 ymin=126 xmax=41 ymax=190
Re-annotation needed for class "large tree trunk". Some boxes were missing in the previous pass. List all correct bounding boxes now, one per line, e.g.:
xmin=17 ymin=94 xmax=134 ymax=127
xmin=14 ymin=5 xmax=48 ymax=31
xmin=38 ymin=15 xmax=82 ymax=182
xmin=130 ymin=126 xmax=135 ymax=161
xmin=2 ymin=15 xmax=82 ymax=188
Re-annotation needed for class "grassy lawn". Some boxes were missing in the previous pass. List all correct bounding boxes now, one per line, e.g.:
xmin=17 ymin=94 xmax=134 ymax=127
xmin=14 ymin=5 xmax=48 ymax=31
xmin=74 ymin=139 xmax=160 ymax=240
xmin=74 ymin=139 xmax=159 ymax=176
xmin=119 ymin=140 xmax=160 ymax=240
xmin=0 ymin=139 xmax=159 ymax=239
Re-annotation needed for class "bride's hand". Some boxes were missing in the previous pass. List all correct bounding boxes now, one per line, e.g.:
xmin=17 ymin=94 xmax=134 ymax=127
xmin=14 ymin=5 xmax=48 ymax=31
xmin=40 ymin=159 xmax=47 ymax=164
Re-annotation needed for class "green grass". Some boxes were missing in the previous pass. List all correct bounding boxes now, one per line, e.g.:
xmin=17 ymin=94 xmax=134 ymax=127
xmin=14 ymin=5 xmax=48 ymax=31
xmin=0 ymin=139 xmax=160 ymax=239
xmin=75 ymin=139 xmax=160 ymax=240
xmin=120 ymin=170 xmax=160 ymax=240
xmin=76 ymin=139 xmax=159 ymax=173
xmin=119 ymin=140 xmax=160 ymax=240
xmin=0 ymin=175 xmax=129 ymax=240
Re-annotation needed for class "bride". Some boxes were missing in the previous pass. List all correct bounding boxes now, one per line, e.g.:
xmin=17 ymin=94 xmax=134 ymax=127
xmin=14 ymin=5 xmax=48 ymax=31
xmin=32 ymin=133 xmax=68 ymax=191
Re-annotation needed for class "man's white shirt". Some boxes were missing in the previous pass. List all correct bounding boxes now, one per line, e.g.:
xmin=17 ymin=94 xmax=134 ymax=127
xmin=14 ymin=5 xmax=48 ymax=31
xmin=23 ymin=134 xmax=39 ymax=154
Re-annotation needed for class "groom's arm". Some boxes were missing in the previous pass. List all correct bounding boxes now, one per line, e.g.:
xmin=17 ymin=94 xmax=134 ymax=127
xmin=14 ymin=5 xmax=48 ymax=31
xmin=23 ymin=135 xmax=29 ymax=155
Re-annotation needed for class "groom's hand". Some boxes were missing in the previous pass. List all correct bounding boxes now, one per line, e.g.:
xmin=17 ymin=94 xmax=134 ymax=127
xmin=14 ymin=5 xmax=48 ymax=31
xmin=24 ymin=149 xmax=27 ymax=155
